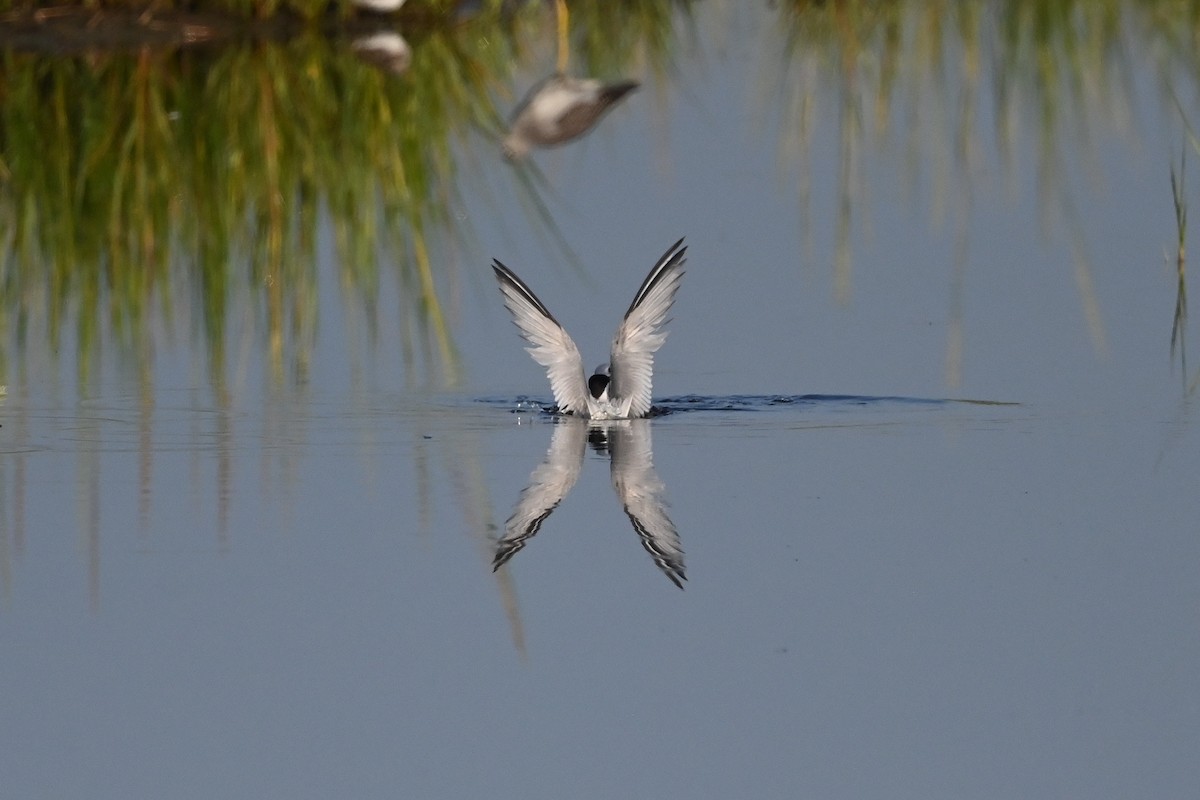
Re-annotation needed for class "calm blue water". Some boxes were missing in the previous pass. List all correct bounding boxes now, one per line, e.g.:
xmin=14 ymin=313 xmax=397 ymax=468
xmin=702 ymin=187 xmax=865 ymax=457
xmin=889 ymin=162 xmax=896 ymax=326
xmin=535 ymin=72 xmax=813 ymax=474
xmin=2 ymin=3 xmax=1199 ymax=799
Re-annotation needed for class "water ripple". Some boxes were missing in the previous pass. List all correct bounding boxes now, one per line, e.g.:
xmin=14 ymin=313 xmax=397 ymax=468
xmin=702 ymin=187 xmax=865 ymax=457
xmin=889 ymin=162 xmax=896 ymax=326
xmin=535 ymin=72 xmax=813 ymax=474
xmin=478 ymin=394 xmax=1018 ymax=416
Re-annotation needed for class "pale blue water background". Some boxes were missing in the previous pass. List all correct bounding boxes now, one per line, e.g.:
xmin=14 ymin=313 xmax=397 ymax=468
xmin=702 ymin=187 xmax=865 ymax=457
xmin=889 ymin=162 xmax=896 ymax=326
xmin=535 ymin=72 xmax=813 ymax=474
xmin=2 ymin=4 xmax=1199 ymax=799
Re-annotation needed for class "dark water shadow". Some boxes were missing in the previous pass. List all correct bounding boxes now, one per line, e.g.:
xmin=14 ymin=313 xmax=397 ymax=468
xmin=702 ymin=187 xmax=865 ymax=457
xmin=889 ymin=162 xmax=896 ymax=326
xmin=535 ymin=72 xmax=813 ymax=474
xmin=477 ymin=394 xmax=1019 ymax=417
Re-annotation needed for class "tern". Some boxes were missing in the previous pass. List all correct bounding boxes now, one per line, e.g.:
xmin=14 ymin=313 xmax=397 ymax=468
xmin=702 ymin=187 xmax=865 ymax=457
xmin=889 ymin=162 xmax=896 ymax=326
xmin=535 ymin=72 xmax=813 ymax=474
xmin=502 ymin=74 xmax=640 ymax=160
xmin=492 ymin=238 xmax=687 ymax=420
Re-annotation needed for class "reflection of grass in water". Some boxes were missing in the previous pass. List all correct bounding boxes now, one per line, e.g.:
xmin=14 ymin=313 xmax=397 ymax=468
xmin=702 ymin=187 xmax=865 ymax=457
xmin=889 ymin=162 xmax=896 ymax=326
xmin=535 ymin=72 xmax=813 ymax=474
xmin=0 ymin=0 xmax=457 ymax=17
xmin=0 ymin=1 xmax=687 ymax=398
xmin=1166 ymin=142 xmax=1200 ymax=397
xmin=0 ymin=26 xmax=490 ymax=395
xmin=768 ymin=0 xmax=1200 ymax=384
xmin=1169 ymin=147 xmax=1187 ymax=390
xmin=568 ymin=0 xmax=684 ymax=78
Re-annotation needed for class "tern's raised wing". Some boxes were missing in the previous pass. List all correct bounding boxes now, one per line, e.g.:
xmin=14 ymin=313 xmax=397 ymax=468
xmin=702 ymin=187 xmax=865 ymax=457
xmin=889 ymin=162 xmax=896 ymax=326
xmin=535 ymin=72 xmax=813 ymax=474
xmin=493 ymin=260 xmax=591 ymax=415
xmin=608 ymin=238 xmax=687 ymax=419
xmin=608 ymin=419 xmax=686 ymax=589
xmin=494 ymin=418 xmax=588 ymax=572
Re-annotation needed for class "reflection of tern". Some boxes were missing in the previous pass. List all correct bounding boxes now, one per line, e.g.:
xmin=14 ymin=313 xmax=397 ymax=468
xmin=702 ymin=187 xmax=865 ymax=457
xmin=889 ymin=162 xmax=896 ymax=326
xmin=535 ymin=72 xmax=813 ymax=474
xmin=492 ymin=238 xmax=687 ymax=420
xmin=493 ymin=418 xmax=686 ymax=589
xmin=603 ymin=420 xmax=686 ymax=588
xmin=350 ymin=31 xmax=412 ymax=75
xmin=502 ymin=74 xmax=639 ymax=160
xmin=493 ymin=419 xmax=587 ymax=573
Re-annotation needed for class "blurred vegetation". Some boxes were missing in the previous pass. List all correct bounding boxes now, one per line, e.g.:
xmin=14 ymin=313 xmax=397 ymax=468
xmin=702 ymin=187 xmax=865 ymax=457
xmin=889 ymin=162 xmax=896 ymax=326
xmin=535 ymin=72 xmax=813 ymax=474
xmin=1169 ymin=146 xmax=1188 ymax=393
xmin=768 ymin=0 xmax=1200 ymax=386
xmin=1 ymin=4 xmax=501 ymax=400
xmin=0 ymin=0 xmax=458 ymax=18
xmin=0 ymin=1 xmax=689 ymax=403
xmin=1 ymin=0 xmax=1199 ymax=404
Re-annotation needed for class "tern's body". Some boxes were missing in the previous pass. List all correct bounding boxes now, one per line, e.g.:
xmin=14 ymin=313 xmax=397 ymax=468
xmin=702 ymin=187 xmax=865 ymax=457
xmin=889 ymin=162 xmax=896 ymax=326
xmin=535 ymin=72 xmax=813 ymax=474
xmin=492 ymin=238 xmax=687 ymax=420
xmin=503 ymin=74 xmax=639 ymax=160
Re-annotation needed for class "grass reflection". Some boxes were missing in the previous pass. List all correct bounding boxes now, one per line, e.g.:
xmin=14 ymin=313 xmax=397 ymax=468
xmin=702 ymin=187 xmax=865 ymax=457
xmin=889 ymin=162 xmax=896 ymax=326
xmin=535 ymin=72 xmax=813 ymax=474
xmin=768 ymin=0 xmax=1200 ymax=385
xmin=1170 ymin=147 xmax=1188 ymax=392
xmin=2 ymin=19 xmax=481 ymax=398
xmin=0 ymin=1 xmax=693 ymax=398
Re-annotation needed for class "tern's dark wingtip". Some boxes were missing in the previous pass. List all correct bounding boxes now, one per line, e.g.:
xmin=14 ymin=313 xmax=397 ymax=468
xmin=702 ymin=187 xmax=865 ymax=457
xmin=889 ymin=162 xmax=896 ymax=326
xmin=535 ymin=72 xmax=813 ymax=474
xmin=492 ymin=259 xmax=519 ymax=285
xmin=667 ymin=237 xmax=687 ymax=263
xmin=663 ymin=238 xmax=689 ymax=273
xmin=605 ymin=80 xmax=641 ymax=101
xmin=654 ymin=237 xmax=687 ymax=271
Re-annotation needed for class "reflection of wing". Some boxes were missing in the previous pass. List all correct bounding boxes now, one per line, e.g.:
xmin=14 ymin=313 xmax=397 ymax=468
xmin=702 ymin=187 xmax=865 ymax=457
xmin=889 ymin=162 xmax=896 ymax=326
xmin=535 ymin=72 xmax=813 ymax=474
xmin=494 ymin=418 xmax=588 ymax=572
xmin=608 ymin=420 xmax=686 ymax=589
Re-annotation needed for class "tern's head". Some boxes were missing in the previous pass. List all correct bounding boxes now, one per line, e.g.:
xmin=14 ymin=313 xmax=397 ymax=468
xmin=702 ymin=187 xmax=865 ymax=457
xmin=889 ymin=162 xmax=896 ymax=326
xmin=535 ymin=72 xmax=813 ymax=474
xmin=588 ymin=363 xmax=611 ymax=400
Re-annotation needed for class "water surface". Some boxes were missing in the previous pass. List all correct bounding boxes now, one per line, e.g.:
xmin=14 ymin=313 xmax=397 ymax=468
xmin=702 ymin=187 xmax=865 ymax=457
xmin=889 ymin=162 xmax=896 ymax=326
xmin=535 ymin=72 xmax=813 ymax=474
xmin=2 ymin=2 xmax=1198 ymax=799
